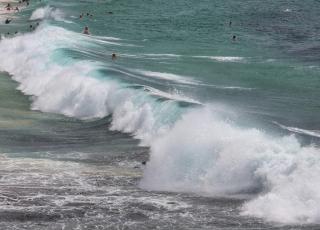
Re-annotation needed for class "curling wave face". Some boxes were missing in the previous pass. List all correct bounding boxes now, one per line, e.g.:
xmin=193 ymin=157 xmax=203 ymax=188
xmin=0 ymin=25 xmax=187 ymax=145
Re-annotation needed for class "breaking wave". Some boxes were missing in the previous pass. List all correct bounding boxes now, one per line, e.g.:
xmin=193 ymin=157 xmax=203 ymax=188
xmin=0 ymin=23 xmax=319 ymax=225
xmin=30 ymin=6 xmax=65 ymax=21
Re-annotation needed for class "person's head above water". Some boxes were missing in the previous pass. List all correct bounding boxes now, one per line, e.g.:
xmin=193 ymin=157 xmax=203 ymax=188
xmin=83 ymin=26 xmax=90 ymax=35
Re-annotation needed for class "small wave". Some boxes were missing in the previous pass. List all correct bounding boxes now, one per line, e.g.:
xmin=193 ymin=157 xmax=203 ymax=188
xmin=203 ymin=84 xmax=254 ymax=90
xmin=87 ymin=36 xmax=130 ymax=47
xmin=91 ymin=35 xmax=122 ymax=41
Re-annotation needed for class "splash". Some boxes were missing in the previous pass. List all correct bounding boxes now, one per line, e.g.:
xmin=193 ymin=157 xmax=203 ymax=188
xmin=140 ymin=108 xmax=320 ymax=224
xmin=30 ymin=6 xmax=64 ymax=21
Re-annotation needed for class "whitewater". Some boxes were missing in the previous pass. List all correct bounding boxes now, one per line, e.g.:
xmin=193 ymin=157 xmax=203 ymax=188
xmin=0 ymin=0 xmax=320 ymax=229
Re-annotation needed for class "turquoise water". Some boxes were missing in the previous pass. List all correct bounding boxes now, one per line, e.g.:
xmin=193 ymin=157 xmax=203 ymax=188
xmin=0 ymin=0 xmax=320 ymax=228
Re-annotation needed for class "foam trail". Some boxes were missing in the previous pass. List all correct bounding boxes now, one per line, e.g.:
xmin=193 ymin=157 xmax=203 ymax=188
xmin=274 ymin=121 xmax=320 ymax=138
xmin=194 ymin=56 xmax=245 ymax=62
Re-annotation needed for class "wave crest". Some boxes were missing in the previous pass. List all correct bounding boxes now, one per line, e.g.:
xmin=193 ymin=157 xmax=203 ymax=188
xmin=30 ymin=6 xmax=64 ymax=21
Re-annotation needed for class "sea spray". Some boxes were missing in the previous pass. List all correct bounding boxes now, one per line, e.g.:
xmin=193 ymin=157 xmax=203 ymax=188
xmin=140 ymin=107 xmax=320 ymax=224
xmin=30 ymin=6 xmax=64 ymax=21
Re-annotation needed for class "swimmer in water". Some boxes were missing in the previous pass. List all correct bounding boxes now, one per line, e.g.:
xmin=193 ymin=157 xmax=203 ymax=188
xmin=5 ymin=18 xmax=11 ymax=24
xmin=112 ymin=53 xmax=117 ymax=60
xmin=83 ymin=26 xmax=90 ymax=35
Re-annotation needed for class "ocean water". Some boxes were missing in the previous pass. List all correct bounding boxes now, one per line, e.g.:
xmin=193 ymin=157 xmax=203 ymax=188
xmin=0 ymin=0 xmax=320 ymax=229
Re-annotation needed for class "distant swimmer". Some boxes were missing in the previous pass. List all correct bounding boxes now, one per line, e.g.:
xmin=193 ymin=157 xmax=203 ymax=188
xmin=229 ymin=20 xmax=232 ymax=26
xmin=112 ymin=53 xmax=117 ymax=60
xmin=108 ymin=11 xmax=113 ymax=14
xmin=79 ymin=14 xmax=83 ymax=19
xmin=232 ymin=35 xmax=237 ymax=41
xmin=83 ymin=26 xmax=90 ymax=35
xmin=5 ymin=19 xmax=11 ymax=24
xmin=15 ymin=7 xmax=19 ymax=12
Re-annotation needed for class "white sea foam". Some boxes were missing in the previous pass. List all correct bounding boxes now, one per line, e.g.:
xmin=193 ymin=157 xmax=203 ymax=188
xmin=140 ymin=107 xmax=320 ymax=224
xmin=1 ymin=24 xmax=320 ymax=225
